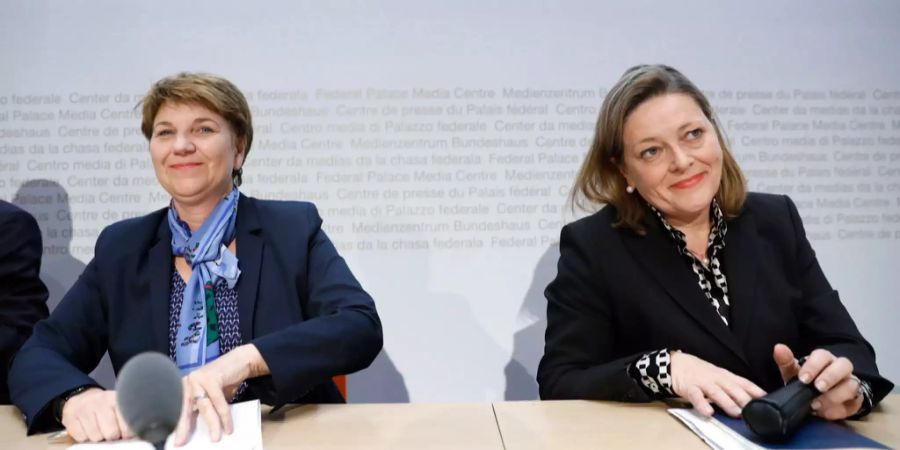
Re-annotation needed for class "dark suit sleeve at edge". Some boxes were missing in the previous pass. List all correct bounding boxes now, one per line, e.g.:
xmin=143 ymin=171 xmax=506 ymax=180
xmin=0 ymin=208 xmax=49 ymax=404
xmin=8 ymin=230 xmax=110 ymax=434
xmin=537 ymin=223 xmax=651 ymax=402
xmin=783 ymin=195 xmax=894 ymax=404
xmin=249 ymin=204 xmax=383 ymax=404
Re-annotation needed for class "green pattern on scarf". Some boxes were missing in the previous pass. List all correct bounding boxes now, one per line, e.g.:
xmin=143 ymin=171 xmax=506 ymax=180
xmin=205 ymin=283 xmax=219 ymax=345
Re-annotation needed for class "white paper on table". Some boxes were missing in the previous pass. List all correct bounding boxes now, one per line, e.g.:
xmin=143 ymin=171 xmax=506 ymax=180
xmin=68 ymin=399 xmax=262 ymax=450
xmin=668 ymin=408 xmax=760 ymax=450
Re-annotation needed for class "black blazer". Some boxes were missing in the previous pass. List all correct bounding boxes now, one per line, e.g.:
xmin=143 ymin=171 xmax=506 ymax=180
xmin=538 ymin=193 xmax=893 ymax=404
xmin=0 ymin=201 xmax=49 ymax=404
xmin=9 ymin=195 xmax=382 ymax=433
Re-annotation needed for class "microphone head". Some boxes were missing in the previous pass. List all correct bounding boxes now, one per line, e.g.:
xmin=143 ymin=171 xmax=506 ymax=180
xmin=742 ymin=378 xmax=819 ymax=442
xmin=742 ymin=398 xmax=789 ymax=440
xmin=116 ymin=352 xmax=184 ymax=445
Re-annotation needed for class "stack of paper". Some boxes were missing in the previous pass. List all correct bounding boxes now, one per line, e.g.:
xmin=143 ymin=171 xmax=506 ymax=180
xmin=668 ymin=408 xmax=889 ymax=450
xmin=68 ymin=399 xmax=262 ymax=450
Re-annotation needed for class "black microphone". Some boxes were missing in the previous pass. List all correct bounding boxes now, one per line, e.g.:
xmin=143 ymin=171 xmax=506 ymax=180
xmin=116 ymin=352 xmax=184 ymax=450
xmin=742 ymin=377 xmax=820 ymax=442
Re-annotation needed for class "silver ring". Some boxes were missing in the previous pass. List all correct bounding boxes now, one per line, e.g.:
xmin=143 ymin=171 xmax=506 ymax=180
xmin=193 ymin=392 xmax=209 ymax=402
xmin=849 ymin=375 xmax=862 ymax=399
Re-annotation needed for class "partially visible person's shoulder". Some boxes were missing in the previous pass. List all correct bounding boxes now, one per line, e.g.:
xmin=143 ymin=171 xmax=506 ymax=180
xmin=0 ymin=200 xmax=40 ymax=239
xmin=0 ymin=199 xmax=24 ymax=215
xmin=0 ymin=200 xmax=36 ymax=225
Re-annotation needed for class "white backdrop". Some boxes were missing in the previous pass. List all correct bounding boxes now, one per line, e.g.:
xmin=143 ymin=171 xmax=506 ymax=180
xmin=1 ymin=0 xmax=898 ymax=401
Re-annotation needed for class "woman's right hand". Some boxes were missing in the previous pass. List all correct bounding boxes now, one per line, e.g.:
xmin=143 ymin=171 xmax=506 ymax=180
xmin=61 ymin=388 xmax=133 ymax=443
xmin=671 ymin=351 xmax=767 ymax=418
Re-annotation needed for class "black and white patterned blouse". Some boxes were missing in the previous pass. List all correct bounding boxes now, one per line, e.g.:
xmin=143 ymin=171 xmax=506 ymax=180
xmin=651 ymin=201 xmax=731 ymax=324
xmin=169 ymin=270 xmax=247 ymax=400
xmin=625 ymin=202 xmax=874 ymax=417
xmin=626 ymin=201 xmax=729 ymax=397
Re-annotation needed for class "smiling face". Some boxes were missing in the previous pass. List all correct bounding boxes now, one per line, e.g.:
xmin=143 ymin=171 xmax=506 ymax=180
xmin=149 ymin=102 xmax=245 ymax=208
xmin=618 ymin=93 xmax=723 ymax=225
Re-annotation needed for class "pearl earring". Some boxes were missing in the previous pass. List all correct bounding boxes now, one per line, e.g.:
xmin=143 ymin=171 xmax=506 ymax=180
xmin=626 ymin=186 xmax=635 ymax=194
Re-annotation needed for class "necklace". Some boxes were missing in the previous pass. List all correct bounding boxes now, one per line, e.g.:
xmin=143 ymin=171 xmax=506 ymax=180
xmin=689 ymin=249 xmax=709 ymax=266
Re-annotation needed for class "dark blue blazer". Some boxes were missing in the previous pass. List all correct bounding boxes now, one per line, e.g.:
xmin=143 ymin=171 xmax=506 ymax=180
xmin=538 ymin=193 xmax=893 ymax=404
xmin=9 ymin=195 xmax=382 ymax=433
xmin=0 ymin=201 xmax=49 ymax=405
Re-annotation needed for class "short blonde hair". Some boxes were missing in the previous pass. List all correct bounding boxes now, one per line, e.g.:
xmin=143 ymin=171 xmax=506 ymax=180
xmin=140 ymin=72 xmax=253 ymax=186
xmin=572 ymin=65 xmax=746 ymax=233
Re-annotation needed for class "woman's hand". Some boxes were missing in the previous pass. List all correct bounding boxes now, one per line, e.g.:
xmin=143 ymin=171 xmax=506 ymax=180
xmin=61 ymin=388 xmax=133 ymax=442
xmin=773 ymin=344 xmax=863 ymax=420
xmin=173 ymin=344 xmax=269 ymax=446
xmin=671 ymin=351 xmax=767 ymax=418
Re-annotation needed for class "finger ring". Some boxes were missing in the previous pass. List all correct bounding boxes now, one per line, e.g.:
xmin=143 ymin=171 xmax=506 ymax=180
xmin=193 ymin=392 xmax=208 ymax=402
xmin=849 ymin=375 xmax=862 ymax=399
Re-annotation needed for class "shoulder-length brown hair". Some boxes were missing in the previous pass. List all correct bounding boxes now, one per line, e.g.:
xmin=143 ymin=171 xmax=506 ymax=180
xmin=571 ymin=64 xmax=746 ymax=233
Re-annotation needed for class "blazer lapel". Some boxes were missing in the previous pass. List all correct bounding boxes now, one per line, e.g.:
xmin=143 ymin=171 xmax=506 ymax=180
xmin=146 ymin=215 xmax=173 ymax=355
xmin=721 ymin=209 xmax=760 ymax=349
xmin=620 ymin=219 xmax=749 ymax=366
xmin=235 ymin=195 xmax=263 ymax=343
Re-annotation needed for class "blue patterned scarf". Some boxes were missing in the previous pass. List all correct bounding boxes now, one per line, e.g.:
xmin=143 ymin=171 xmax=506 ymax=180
xmin=168 ymin=187 xmax=241 ymax=375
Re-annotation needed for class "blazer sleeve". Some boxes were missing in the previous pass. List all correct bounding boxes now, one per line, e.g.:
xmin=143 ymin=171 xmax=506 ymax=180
xmin=248 ymin=204 xmax=382 ymax=404
xmin=0 ymin=208 xmax=49 ymax=403
xmin=8 ymin=231 xmax=110 ymax=434
xmin=537 ymin=223 xmax=652 ymax=402
xmin=783 ymin=195 xmax=894 ymax=403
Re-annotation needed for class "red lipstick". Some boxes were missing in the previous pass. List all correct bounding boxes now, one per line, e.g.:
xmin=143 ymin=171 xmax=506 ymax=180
xmin=671 ymin=172 xmax=705 ymax=189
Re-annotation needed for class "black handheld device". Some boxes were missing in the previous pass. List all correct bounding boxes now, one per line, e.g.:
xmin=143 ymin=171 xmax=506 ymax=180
xmin=742 ymin=378 xmax=820 ymax=442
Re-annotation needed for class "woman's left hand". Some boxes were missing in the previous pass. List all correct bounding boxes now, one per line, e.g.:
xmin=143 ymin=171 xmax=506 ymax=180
xmin=773 ymin=344 xmax=863 ymax=420
xmin=173 ymin=344 xmax=268 ymax=446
